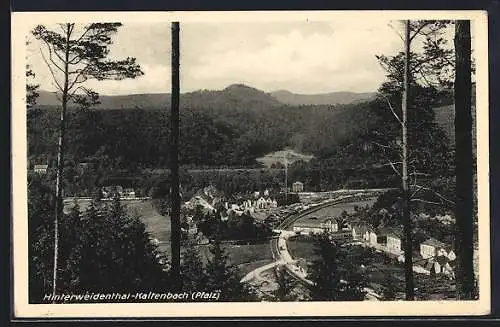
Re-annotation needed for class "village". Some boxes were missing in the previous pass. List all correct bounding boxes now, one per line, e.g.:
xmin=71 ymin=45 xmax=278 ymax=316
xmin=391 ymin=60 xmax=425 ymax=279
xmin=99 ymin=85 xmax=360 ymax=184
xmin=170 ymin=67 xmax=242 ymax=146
xmin=34 ymin=155 xmax=477 ymax=285
xmin=289 ymin=208 xmax=479 ymax=280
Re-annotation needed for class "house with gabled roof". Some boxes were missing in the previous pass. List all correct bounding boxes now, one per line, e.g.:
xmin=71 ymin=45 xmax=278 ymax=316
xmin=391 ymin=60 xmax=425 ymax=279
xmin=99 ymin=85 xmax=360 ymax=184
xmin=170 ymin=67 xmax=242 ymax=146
xmin=321 ymin=217 xmax=339 ymax=233
xmin=420 ymin=237 xmax=455 ymax=261
xmin=377 ymin=227 xmax=404 ymax=255
xmin=352 ymin=223 xmax=369 ymax=241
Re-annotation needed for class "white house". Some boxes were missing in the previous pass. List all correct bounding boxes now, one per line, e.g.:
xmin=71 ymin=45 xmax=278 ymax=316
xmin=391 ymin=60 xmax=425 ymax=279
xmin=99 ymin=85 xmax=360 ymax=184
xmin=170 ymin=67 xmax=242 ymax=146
xmin=263 ymin=189 xmax=270 ymax=196
xmin=293 ymin=222 xmax=324 ymax=235
xmin=352 ymin=223 xmax=370 ymax=241
xmin=387 ymin=235 xmax=402 ymax=254
xmin=420 ymin=238 xmax=455 ymax=261
xmin=256 ymin=197 xmax=267 ymax=209
xmin=378 ymin=227 xmax=403 ymax=255
xmin=321 ymin=218 xmax=339 ymax=233
xmin=292 ymin=181 xmax=304 ymax=193
xmin=434 ymin=256 xmax=454 ymax=276
xmin=34 ymin=164 xmax=48 ymax=174
xmin=366 ymin=230 xmax=378 ymax=245
xmin=123 ymin=188 xmax=136 ymax=198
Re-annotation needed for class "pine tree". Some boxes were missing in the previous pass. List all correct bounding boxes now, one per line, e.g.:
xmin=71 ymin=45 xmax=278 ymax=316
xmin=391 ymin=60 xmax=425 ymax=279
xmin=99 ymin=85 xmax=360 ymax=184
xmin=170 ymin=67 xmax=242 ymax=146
xmin=180 ymin=239 xmax=207 ymax=293
xmin=204 ymin=227 xmax=256 ymax=301
xmin=32 ymin=23 xmax=143 ymax=297
xmin=272 ymin=265 xmax=296 ymax=301
xmin=309 ymin=233 xmax=367 ymax=301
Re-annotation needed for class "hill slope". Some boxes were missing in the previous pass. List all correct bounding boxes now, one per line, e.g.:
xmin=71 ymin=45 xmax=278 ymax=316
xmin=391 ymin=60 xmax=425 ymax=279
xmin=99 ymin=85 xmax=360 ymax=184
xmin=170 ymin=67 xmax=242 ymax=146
xmin=36 ymin=84 xmax=376 ymax=109
xmin=35 ymin=84 xmax=282 ymax=110
xmin=270 ymin=90 xmax=376 ymax=106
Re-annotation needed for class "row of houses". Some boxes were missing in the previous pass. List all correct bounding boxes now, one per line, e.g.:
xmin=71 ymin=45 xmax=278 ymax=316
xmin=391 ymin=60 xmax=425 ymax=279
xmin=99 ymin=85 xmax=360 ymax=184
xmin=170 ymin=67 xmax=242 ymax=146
xmin=350 ymin=222 xmax=456 ymax=277
xmin=101 ymin=186 xmax=136 ymax=199
xmin=292 ymin=215 xmax=456 ymax=277
xmin=32 ymin=161 xmax=95 ymax=175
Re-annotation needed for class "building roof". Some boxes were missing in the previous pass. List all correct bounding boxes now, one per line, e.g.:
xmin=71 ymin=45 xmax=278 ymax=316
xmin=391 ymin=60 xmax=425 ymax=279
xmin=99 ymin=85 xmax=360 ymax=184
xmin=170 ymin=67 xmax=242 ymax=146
xmin=294 ymin=216 xmax=334 ymax=228
xmin=293 ymin=181 xmax=303 ymax=185
xmin=34 ymin=164 xmax=48 ymax=169
xmin=435 ymin=255 xmax=450 ymax=266
xmin=421 ymin=238 xmax=448 ymax=249
xmin=377 ymin=227 xmax=403 ymax=238
xmin=352 ymin=223 xmax=373 ymax=235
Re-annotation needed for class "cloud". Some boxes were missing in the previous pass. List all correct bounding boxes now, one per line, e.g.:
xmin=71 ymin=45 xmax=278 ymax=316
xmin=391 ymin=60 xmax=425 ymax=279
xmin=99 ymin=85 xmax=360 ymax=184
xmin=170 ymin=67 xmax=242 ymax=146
xmin=185 ymin=20 xmax=403 ymax=93
xmin=27 ymin=19 xmax=459 ymax=95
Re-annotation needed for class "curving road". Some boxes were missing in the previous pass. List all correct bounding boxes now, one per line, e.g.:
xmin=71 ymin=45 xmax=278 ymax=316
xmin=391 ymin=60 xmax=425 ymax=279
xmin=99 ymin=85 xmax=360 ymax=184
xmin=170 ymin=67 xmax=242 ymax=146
xmin=241 ymin=190 xmax=387 ymax=300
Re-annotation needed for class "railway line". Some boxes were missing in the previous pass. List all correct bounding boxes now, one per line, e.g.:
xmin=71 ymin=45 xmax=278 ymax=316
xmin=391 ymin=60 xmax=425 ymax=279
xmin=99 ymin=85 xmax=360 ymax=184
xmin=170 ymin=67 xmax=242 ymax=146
xmin=270 ymin=195 xmax=367 ymax=287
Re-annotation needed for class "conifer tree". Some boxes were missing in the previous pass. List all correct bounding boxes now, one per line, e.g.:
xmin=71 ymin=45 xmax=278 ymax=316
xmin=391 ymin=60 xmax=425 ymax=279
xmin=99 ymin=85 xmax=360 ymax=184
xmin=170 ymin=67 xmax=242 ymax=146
xmin=272 ymin=265 xmax=296 ymax=301
xmin=32 ymin=23 xmax=143 ymax=297
xmin=309 ymin=233 xmax=367 ymax=301
xmin=204 ymin=224 xmax=256 ymax=301
xmin=180 ymin=239 xmax=207 ymax=293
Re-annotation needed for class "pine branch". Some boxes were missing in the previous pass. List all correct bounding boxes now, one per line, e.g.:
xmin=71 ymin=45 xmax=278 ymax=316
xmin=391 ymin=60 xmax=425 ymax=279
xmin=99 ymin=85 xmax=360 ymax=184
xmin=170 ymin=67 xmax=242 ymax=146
xmin=39 ymin=48 xmax=64 ymax=92
xmin=379 ymin=93 xmax=402 ymax=125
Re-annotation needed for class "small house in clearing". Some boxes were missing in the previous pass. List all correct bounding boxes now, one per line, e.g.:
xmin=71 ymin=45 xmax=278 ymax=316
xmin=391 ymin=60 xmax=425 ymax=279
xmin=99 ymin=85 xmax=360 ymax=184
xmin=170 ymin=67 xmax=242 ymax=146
xmin=321 ymin=218 xmax=339 ymax=233
xmin=123 ymin=188 xmax=136 ymax=198
xmin=33 ymin=164 xmax=48 ymax=174
xmin=292 ymin=181 xmax=304 ymax=193
xmin=102 ymin=185 xmax=124 ymax=198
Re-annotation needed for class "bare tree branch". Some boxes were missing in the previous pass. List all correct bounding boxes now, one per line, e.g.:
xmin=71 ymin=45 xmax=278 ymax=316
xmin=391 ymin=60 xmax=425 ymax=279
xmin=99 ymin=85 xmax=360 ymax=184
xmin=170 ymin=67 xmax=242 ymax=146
xmin=388 ymin=22 xmax=405 ymax=42
xmin=409 ymin=22 xmax=432 ymax=42
xmin=39 ymin=48 xmax=64 ymax=92
xmin=410 ymin=198 xmax=441 ymax=205
xmin=412 ymin=185 xmax=455 ymax=205
xmin=67 ymin=64 xmax=90 ymax=91
xmin=380 ymin=93 xmax=402 ymax=125
xmin=371 ymin=141 xmax=391 ymax=149
xmin=40 ymin=38 xmax=65 ymax=73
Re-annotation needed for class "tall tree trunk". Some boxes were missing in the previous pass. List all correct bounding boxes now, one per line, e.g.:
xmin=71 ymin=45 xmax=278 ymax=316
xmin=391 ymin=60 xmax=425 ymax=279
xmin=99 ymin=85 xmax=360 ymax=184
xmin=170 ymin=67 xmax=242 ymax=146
xmin=52 ymin=24 xmax=72 ymax=301
xmin=402 ymin=19 xmax=415 ymax=301
xmin=170 ymin=21 xmax=181 ymax=290
xmin=454 ymin=20 xmax=475 ymax=300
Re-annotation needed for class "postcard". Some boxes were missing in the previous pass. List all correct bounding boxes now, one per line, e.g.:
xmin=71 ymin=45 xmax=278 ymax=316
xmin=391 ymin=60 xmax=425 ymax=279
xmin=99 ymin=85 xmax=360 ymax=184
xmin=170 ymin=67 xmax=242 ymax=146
xmin=11 ymin=10 xmax=490 ymax=318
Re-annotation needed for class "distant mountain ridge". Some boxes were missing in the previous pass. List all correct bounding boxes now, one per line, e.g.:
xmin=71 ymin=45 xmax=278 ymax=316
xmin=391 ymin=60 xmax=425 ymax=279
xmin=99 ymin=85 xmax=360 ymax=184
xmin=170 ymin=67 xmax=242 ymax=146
xmin=34 ymin=84 xmax=376 ymax=109
xmin=270 ymin=89 xmax=377 ymax=106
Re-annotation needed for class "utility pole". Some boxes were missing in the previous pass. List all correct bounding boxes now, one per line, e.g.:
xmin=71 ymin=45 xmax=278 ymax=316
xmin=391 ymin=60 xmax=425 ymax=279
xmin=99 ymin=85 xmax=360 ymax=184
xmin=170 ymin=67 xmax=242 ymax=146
xmin=454 ymin=20 xmax=475 ymax=299
xmin=170 ymin=21 xmax=181 ymax=290
xmin=284 ymin=156 xmax=288 ymax=204
xmin=401 ymin=19 xmax=415 ymax=301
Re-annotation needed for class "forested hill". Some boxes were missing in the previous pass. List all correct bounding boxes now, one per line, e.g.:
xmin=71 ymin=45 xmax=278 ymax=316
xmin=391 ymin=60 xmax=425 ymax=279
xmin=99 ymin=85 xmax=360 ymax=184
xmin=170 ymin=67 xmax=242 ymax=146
xmin=34 ymin=84 xmax=377 ymax=110
xmin=28 ymin=100 xmax=377 ymax=169
xmin=35 ymin=84 xmax=282 ymax=110
xmin=28 ymin=83 xmax=455 ymax=171
xmin=270 ymin=90 xmax=376 ymax=106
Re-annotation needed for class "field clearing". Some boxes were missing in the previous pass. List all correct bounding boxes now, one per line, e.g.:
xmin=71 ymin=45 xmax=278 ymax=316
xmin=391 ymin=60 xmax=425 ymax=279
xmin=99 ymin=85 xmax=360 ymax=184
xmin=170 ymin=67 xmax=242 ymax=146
xmin=196 ymin=242 xmax=274 ymax=276
xmin=287 ymin=238 xmax=317 ymax=261
xmin=290 ymin=198 xmax=377 ymax=229
xmin=64 ymin=199 xmax=274 ymax=276
xmin=237 ymin=259 xmax=275 ymax=278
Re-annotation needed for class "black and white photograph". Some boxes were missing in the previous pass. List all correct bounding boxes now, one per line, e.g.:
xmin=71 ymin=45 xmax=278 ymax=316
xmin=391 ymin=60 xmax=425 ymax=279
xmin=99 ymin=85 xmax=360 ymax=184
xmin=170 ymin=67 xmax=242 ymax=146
xmin=11 ymin=11 xmax=490 ymax=317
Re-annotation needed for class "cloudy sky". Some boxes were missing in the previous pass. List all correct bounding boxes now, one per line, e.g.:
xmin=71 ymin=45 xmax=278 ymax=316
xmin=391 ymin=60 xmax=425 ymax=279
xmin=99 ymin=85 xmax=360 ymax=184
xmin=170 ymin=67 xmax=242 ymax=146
xmin=27 ymin=18 xmax=455 ymax=95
